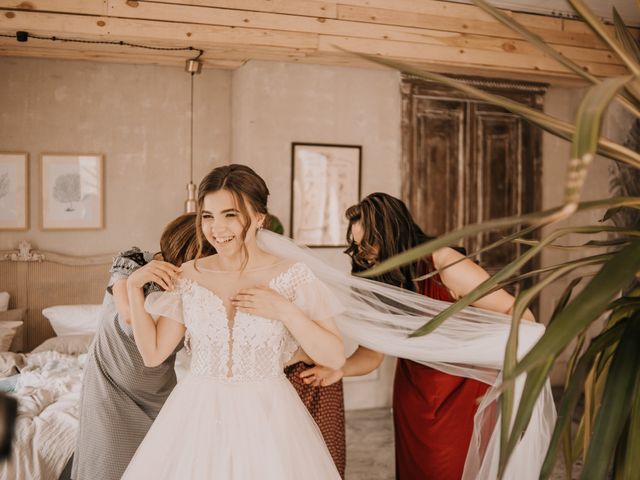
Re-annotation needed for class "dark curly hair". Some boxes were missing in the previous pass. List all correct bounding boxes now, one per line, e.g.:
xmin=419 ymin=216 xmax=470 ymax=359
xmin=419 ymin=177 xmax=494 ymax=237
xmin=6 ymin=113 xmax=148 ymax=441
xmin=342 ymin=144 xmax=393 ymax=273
xmin=344 ymin=193 xmax=434 ymax=291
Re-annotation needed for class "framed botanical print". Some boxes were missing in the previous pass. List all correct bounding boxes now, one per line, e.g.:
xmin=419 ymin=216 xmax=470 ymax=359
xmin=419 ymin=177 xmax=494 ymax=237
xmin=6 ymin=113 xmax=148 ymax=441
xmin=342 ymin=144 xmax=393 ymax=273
xmin=40 ymin=153 xmax=104 ymax=230
xmin=0 ymin=152 xmax=29 ymax=230
xmin=291 ymin=143 xmax=362 ymax=247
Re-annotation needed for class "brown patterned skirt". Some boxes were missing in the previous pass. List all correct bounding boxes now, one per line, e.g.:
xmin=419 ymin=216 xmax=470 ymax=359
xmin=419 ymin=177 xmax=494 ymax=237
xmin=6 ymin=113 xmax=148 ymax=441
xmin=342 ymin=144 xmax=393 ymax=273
xmin=285 ymin=362 xmax=346 ymax=478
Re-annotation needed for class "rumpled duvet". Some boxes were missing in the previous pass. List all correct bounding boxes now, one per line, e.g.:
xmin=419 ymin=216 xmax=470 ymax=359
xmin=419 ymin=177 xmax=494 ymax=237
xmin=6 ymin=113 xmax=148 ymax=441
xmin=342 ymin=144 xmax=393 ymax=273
xmin=0 ymin=351 xmax=86 ymax=480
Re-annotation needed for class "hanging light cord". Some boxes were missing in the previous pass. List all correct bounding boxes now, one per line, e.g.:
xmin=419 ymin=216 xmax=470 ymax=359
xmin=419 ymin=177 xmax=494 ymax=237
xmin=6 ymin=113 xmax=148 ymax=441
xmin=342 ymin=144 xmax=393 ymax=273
xmin=1 ymin=31 xmax=204 ymax=58
xmin=189 ymin=71 xmax=195 ymax=184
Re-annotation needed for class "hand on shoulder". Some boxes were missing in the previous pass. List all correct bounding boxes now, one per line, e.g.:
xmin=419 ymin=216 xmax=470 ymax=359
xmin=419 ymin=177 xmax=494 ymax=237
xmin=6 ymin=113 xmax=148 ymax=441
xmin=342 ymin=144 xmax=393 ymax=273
xmin=128 ymin=260 xmax=181 ymax=291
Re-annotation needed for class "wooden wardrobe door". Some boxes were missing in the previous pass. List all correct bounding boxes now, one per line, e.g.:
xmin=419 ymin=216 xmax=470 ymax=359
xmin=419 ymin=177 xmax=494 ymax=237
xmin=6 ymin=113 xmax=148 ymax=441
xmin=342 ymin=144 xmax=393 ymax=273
xmin=406 ymin=97 xmax=466 ymax=238
xmin=471 ymin=105 xmax=523 ymax=273
xmin=402 ymin=76 xmax=544 ymax=296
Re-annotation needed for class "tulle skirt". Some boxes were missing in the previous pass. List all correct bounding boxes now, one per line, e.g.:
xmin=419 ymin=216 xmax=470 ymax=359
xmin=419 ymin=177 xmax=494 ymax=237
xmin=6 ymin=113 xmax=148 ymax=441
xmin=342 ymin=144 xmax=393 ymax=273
xmin=121 ymin=374 xmax=342 ymax=479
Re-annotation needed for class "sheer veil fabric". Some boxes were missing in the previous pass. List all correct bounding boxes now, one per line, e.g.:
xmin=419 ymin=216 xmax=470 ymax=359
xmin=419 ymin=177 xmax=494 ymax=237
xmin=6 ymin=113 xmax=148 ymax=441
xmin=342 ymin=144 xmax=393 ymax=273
xmin=257 ymin=230 xmax=556 ymax=480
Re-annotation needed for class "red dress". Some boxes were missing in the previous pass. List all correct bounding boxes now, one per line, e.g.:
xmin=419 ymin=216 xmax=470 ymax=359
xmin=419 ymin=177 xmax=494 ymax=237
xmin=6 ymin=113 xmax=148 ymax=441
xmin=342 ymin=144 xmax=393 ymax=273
xmin=393 ymin=260 xmax=490 ymax=480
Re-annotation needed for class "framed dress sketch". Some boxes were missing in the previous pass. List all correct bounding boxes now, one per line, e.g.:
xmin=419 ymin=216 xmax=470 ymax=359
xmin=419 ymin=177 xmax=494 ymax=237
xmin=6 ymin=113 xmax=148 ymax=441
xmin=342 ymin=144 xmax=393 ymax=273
xmin=0 ymin=152 xmax=29 ymax=231
xmin=290 ymin=143 xmax=362 ymax=247
xmin=40 ymin=153 xmax=104 ymax=230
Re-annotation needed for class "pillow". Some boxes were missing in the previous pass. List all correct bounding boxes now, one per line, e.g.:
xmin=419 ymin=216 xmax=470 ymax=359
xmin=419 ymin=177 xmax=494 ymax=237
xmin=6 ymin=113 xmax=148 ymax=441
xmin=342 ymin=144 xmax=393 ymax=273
xmin=0 ymin=321 xmax=23 ymax=352
xmin=0 ymin=292 xmax=9 ymax=312
xmin=42 ymin=304 xmax=102 ymax=336
xmin=0 ymin=308 xmax=26 ymax=352
xmin=32 ymin=334 xmax=94 ymax=355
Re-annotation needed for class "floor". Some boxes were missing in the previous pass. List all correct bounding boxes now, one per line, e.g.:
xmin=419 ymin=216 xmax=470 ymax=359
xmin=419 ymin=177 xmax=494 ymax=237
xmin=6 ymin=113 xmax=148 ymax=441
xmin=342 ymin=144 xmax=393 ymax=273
xmin=344 ymin=407 xmax=582 ymax=479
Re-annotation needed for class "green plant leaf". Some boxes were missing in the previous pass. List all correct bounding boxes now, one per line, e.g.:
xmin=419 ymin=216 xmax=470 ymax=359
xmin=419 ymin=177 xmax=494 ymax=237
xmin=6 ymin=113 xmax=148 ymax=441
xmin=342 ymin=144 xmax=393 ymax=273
xmin=553 ymin=278 xmax=584 ymax=324
xmin=571 ymin=418 xmax=585 ymax=465
xmin=360 ymin=197 xmax=640 ymax=279
xmin=471 ymin=0 xmax=598 ymax=83
xmin=573 ymin=76 xmax=633 ymax=161
xmin=567 ymin=76 xmax=634 ymax=205
xmin=411 ymin=227 xmax=637 ymax=337
xmin=622 ymin=374 xmax=640 ymax=480
xmin=613 ymin=7 xmax=640 ymax=64
xmin=540 ymin=322 xmax=627 ymax=479
xmin=499 ymin=383 xmax=515 ymax=478
xmin=583 ymin=354 xmax=608 ymax=464
xmin=499 ymin=263 xmax=591 ymax=473
xmin=415 ymin=224 xmax=540 ymax=282
xmin=473 ymin=0 xmax=640 ymax=115
xmin=608 ymin=297 xmax=640 ymax=311
xmin=494 ymin=253 xmax=610 ymax=291
xmin=602 ymin=206 xmax=623 ymax=222
xmin=569 ymin=0 xmax=640 ymax=77
xmin=606 ymin=288 xmax=640 ymax=328
xmin=511 ymin=240 xmax=640 ymax=377
xmin=580 ymin=317 xmax=640 ymax=479
xmin=340 ymin=50 xmax=640 ymax=169
xmin=500 ymin=357 xmax=555 ymax=478
xmin=513 ymin=238 xmax=631 ymax=250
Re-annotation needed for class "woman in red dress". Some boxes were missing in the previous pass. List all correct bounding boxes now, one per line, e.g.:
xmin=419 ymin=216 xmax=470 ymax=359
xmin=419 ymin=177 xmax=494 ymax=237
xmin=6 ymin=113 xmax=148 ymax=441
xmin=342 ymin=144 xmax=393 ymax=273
xmin=305 ymin=193 xmax=533 ymax=479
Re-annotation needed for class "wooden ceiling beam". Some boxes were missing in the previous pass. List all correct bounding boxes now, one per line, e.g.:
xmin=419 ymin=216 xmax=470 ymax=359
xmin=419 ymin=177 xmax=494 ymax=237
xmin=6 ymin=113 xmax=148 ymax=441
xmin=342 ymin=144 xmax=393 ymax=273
xmin=137 ymin=0 xmax=338 ymax=18
xmin=0 ymin=44 xmax=245 ymax=68
xmin=0 ymin=9 xmax=319 ymax=49
xmin=318 ymin=35 xmax=628 ymax=78
xmin=336 ymin=4 xmax=610 ymax=50
xmin=0 ymin=0 xmax=633 ymax=81
xmin=0 ymin=0 xmax=108 ymax=16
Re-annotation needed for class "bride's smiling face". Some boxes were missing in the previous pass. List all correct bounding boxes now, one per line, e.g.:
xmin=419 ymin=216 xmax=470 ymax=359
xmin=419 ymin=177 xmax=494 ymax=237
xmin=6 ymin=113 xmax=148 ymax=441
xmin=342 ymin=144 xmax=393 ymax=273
xmin=201 ymin=189 xmax=263 ymax=257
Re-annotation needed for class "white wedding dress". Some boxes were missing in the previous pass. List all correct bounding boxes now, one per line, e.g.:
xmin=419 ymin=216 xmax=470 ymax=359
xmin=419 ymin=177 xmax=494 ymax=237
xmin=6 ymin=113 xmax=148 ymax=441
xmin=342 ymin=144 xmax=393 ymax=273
xmin=121 ymin=261 xmax=342 ymax=479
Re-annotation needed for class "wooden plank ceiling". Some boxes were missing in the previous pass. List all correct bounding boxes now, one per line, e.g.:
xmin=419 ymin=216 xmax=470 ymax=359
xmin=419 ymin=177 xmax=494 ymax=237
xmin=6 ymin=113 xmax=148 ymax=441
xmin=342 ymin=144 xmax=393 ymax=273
xmin=0 ymin=0 xmax=633 ymax=83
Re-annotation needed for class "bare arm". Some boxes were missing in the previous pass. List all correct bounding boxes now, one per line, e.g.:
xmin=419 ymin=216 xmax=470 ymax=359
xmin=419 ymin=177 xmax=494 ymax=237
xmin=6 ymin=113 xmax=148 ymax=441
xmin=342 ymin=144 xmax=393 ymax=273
xmin=232 ymin=286 xmax=345 ymax=370
xmin=342 ymin=346 xmax=384 ymax=376
xmin=282 ymin=308 xmax=345 ymax=371
xmin=300 ymin=345 xmax=384 ymax=387
xmin=127 ymin=261 xmax=186 ymax=367
xmin=433 ymin=247 xmax=535 ymax=321
xmin=112 ymin=279 xmax=132 ymax=324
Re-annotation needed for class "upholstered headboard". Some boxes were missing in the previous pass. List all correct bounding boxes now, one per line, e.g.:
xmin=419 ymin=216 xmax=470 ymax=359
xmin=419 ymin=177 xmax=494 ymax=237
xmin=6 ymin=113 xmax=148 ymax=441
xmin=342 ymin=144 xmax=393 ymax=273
xmin=0 ymin=241 xmax=113 ymax=351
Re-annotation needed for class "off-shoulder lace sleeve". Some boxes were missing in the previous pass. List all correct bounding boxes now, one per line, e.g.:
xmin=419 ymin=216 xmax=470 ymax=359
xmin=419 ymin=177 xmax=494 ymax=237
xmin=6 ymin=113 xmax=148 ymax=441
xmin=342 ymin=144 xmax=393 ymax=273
xmin=277 ymin=263 xmax=344 ymax=364
xmin=287 ymin=263 xmax=345 ymax=322
xmin=144 ymin=281 xmax=184 ymax=324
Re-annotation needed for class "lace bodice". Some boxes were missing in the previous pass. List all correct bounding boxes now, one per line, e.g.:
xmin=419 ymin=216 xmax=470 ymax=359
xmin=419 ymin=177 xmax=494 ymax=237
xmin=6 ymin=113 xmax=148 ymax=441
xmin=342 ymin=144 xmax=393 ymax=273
xmin=147 ymin=262 xmax=341 ymax=382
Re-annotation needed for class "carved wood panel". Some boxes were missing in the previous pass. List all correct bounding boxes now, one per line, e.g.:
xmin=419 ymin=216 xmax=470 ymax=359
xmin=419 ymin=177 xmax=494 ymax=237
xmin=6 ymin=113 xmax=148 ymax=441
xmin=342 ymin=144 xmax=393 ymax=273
xmin=402 ymin=75 xmax=546 ymax=295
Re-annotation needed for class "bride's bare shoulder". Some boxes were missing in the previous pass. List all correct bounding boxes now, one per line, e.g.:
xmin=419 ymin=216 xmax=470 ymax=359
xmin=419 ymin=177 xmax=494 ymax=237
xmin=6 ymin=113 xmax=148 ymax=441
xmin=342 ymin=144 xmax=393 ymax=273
xmin=179 ymin=256 xmax=217 ymax=277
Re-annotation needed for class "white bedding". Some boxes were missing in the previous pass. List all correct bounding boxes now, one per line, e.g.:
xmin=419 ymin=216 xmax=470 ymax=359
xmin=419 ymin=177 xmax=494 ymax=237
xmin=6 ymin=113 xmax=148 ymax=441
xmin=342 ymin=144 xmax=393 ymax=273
xmin=0 ymin=351 xmax=86 ymax=480
xmin=0 ymin=343 xmax=190 ymax=480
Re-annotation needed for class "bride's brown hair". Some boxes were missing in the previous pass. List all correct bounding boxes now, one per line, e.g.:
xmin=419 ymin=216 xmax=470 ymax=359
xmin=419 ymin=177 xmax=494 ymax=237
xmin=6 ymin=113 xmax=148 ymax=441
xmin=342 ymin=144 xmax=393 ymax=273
xmin=194 ymin=164 xmax=270 ymax=270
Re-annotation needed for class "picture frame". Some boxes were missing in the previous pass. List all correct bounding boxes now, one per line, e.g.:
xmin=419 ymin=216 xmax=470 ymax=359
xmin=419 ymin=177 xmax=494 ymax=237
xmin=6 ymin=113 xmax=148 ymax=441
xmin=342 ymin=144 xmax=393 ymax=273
xmin=290 ymin=143 xmax=362 ymax=247
xmin=40 ymin=153 xmax=104 ymax=230
xmin=0 ymin=152 xmax=29 ymax=231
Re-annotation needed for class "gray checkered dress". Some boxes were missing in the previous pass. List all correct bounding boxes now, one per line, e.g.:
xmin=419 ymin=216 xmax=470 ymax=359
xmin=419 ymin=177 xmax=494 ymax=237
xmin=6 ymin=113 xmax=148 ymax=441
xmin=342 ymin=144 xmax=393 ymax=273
xmin=71 ymin=248 xmax=180 ymax=480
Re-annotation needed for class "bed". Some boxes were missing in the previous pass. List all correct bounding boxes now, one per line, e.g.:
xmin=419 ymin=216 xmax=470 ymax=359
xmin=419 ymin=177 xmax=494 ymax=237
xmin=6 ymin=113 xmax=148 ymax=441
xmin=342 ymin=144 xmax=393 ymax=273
xmin=0 ymin=348 xmax=86 ymax=479
xmin=0 ymin=241 xmax=192 ymax=480
xmin=0 ymin=241 xmax=112 ymax=480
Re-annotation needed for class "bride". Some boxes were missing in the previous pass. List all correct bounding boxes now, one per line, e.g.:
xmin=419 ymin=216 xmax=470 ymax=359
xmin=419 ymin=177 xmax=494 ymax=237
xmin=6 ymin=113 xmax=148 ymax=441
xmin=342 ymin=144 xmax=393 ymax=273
xmin=121 ymin=164 xmax=345 ymax=479
xmin=123 ymin=163 xmax=554 ymax=479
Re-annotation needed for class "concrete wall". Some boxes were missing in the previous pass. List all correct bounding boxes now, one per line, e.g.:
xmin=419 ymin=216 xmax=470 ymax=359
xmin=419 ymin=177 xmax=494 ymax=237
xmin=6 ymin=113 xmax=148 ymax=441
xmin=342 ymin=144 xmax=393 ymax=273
xmin=231 ymin=60 xmax=402 ymax=235
xmin=2 ymin=55 xmax=633 ymax=405
xmin=0 ymin=57 xmax=231 ymax=255
xmin=230 ymin=60 xmax=403 ymax=409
